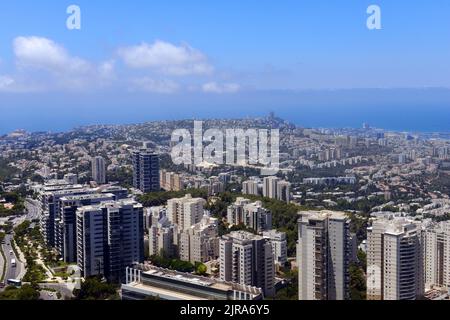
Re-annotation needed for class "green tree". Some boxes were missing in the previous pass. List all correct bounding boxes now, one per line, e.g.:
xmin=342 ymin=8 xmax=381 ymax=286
xmin=272 ymin=269 xmax=298 ymax=300
xmin=16 ymin=284 xmax=41 ymax=300
xmin=349 ymin=263 xmax=367 ymax=300
xmin=0 ymin=285 xmax=40 ymax=300
xmin=14 ymin=220 xmax=31 ymax=237
xmin=150 ymin=255 xmax=195 ymax=273
xmin=195 ymin=262 xmax=208 ymax=276
xmin=74 ymin=277 xmax=119 ymax=300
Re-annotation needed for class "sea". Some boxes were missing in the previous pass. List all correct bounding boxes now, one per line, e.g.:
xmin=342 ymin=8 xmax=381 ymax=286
xmin=1 ymin=89 xmax=450 ymax=134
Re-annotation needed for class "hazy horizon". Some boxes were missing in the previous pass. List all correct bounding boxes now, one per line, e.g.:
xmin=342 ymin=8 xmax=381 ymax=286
xmin=1 ymin=87 xmax=450 ymax=134
xmin=1 ymin=1 xmax=450 ymax=134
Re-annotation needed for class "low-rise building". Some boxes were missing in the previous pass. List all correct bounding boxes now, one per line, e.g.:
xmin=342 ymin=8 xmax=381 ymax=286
xmin=121 ymin=265 xmax=263 ymax=300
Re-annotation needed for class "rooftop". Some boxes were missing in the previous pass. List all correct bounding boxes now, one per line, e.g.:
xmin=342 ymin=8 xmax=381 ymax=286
xmin=131 ymin=265 xmax=262 ymax=297
xmin=60 ymin=193 xmax=115 ymax=202
xmin=299 ymin=210 xmax=349 ymax=222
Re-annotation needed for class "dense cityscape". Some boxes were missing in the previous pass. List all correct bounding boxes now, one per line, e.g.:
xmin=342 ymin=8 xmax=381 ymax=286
xmin=0 ymin=114 xmax=449 ymax=300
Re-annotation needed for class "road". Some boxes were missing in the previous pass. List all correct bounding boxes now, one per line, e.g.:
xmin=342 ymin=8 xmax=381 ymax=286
xmin=0 ymin=201 xmax=37 ymax=289
xmin=17 ymin=199 xmax=41 ymax=225
xmin=0 ymin=233 xmax=24 ymax=287
xmin=0 ymin=237 xmax=5 ymax=285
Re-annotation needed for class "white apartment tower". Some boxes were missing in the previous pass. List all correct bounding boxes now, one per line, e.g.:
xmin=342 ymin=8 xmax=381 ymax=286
xmin=167 ymin=194 xmax=206 ymax=232
xmin=148 ymin=209 xmax=177 ymax=258
xmin=262 ymin=229 xmax=287 ymax=267
xmin=263 ymin=176 xmax=279 ymax=199
xmin=367 ymin=218 xmax=424 ymax=300
xmin=422 ymin=222 xmax=446 ymax=290
xmin=444 ymin=222 xmax=450 ymax=289
xmin=179 ymin=215 xmax=219 ymax=264
xmin=220 ymin=231 xmax=275 ymax=297
xmin=262 ymin=177 xmax=291 ymax=203
xmin=422 ymin=221 xmax=450 ymax=290
xmin=227 ymin=198 xmax=251 ymax=226
xmin=227 ymin=198 xmax=272 ymax=233
xmin=242 ymin=180 xmax=260 ymax=196
xmin=160 ymin=170 xmax=184 ymax=192
xmin=297 ymin=211 xmax=351 ymax=300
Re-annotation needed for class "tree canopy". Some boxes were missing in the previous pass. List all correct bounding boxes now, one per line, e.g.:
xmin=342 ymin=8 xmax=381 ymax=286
xmin=0 ymin=285 xmax=40 ymax=301
xmin=73 ymin=277 xmax=119 ymax=300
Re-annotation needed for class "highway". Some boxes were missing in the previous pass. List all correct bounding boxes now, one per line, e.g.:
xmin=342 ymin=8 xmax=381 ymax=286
xmin=0 ymin=236 xmax=5 ymax=285
xmin=0 ymin=199 xmax=39 ymax=290
xmin=0 ymin=233 xmax=24 ymax=289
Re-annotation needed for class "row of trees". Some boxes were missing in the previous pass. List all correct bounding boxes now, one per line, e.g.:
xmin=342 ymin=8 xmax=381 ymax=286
xmin=14 ymin=221 xmax=48 ymax=285
xmin=350 ymin=250 xmax=367 ymax=300
xmin=149 ymin=253 xmax=208 ymax=275
xmin=0 ymin=222 xmax=42 ymax=300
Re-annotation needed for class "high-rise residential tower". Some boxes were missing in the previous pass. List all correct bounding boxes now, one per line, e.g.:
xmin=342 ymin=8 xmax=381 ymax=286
xmin=76 ymin=199 xmax=144 ymax=282
xmin=297 ymin=211 xmax=351 ymax=300
xmin=167 ymin=194 xmax=206 ymax=232
xmin=92 ymin=156 xmax=107 ymax=184
xmin=242 ymin=180 xmax=260 ymax=196
xmin=179 ymin=215 xmax=219 ymax=264
xmin=220 ymin=231 xmax=275 ymax=297
xmin=276 ymin=181 xmax=291 ymax=203
xmin=263 ymin=176 xmax=279 ymax=199
xmin=56 ymin=193 xmax=115 ymax=262
xmin=366 ymin=217 xmax=424 ymax=300
xmin=262 ymin=229 xmax=287 ymax=267
xmin=132 ymin=150 xmax=160 ymax=193
xmin=262 ymin=177 xmax=291 ymax=203
xmin=148 ymin=210 xmax=177 ymax=258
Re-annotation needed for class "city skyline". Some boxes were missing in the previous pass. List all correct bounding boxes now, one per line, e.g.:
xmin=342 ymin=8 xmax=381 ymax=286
xmin=1 ymin=101 xmax=450 ymax=135
xmin=2 ymin=110 xmax=450 ymax=302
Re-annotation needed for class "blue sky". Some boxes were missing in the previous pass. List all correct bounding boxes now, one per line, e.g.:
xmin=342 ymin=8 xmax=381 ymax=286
xmin=0 ymin=1 xmax=450 ymax=132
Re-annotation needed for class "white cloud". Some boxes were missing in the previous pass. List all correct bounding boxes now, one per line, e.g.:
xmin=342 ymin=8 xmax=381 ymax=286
xmin=202 ymin=82 xmax=240 ymax=94
xmin=3 ymin=37 xmax=239 ymax=94
xmin=0 ymin=75 xmax=15 ymax=91
xmin=14 ymin=36 xmax=91 ymax=74
xmin=129 ymin=77 xmax=179 ymax=94
xmin=98 ymin=60 xmax=115 ymax=79
xmin=10 ymin=36 xmax=117 ymax=91
xmin=118 ymin=40 xmax=213 ymax=76
xmin=0 ymin=74 xmax=47 ymax=93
